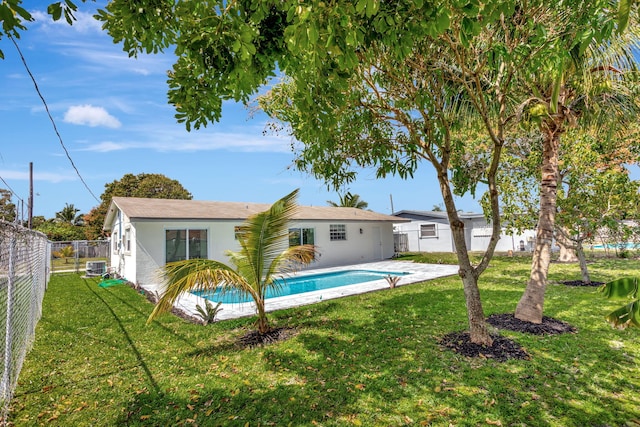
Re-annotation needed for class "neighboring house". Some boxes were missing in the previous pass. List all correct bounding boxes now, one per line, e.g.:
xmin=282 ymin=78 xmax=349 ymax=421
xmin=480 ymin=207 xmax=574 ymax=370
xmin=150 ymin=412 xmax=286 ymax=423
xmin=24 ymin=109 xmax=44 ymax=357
xmin=393 ymin=210 xmax=536 ymax=253
xmin=103 ymin=197 xmax=409 ymax=286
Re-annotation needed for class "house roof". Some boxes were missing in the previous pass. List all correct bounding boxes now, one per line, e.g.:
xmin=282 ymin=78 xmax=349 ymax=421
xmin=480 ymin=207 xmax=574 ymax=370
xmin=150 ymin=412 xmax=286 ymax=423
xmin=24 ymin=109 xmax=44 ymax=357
xmin=104 ymin=197 xmax=410 ymax=230
xmin=393 ymin=210 xmax=486 ymax=220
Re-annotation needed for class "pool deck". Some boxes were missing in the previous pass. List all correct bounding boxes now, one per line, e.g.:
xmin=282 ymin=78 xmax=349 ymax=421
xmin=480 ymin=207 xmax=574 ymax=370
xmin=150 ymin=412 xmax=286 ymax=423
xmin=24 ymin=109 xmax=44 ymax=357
xmin=143 ymin=260 xmax=459 ymax=322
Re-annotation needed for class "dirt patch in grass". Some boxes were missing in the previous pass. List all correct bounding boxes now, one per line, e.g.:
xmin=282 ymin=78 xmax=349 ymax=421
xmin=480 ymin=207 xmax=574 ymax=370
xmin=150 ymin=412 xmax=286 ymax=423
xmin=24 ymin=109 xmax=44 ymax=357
xmin=441 ymin=313 xmax=578 ymax=361
xmin=487 ymin=313 xmax=577 ymax=335
xmin=439 ymin=332 xmax=530 ymax=362
xmin=560 ymin=280 xmax=604 ymax=287
xmin=238 ymin=327 xmax=298 ymax=347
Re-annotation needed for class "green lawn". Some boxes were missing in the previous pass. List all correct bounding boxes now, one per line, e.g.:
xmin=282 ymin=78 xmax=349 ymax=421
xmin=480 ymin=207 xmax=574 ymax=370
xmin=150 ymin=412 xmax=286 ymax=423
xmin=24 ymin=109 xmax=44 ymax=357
xmin=9 ymin=256 xmax=640 ymax=426
xmin=50 ymin=257 xmax=107 ymax=273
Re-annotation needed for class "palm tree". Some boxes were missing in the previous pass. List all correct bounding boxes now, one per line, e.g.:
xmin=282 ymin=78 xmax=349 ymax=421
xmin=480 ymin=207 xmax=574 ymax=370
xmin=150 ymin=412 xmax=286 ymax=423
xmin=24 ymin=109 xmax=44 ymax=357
xmin=327 ymin=192 xmax=368 ymax=209
xmin=55 ymin=203 xmax=84 ymax=226
xmin=148 ymin=189 xmax=317 ymax=334
xmin=514 ymin=23 xmax=640 ymax=324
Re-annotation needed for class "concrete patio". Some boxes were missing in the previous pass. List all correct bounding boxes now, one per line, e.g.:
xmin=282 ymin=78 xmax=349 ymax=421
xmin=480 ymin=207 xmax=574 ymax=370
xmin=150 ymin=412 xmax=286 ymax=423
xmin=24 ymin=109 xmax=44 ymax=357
xmin=143 ymin=260 xmax=459 ymax=322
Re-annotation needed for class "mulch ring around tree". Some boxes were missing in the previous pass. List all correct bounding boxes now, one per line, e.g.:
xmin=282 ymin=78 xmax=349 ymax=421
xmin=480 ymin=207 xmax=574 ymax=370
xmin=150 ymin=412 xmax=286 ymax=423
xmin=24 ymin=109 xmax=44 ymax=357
xmin=560 ymin=280 xmax=604 ymax=287
xmin=238 ymin=327 xmax=298 ymax=348
xmin=487 ymin=313 xmax=577 ymax=335
xmin=441 ymin=314 xmax=578 ymax=361
xmin=439 ymin=332 xmax=530 ymax=362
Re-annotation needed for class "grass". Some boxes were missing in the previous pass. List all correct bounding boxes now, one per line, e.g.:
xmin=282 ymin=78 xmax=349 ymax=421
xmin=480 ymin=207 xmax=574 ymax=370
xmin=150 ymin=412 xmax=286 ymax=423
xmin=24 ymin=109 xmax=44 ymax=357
xmin=9 ymin=256 xmax=640 ymax=426
xmin=50 ymin=257 xmax=107 ymax=273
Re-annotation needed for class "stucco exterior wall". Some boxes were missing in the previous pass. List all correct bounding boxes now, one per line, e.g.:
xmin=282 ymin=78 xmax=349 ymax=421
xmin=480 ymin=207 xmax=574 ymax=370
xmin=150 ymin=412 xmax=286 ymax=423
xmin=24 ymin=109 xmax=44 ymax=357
xmin=108 ymin=214 xmax=397 ymax=285
xmin=392 ymin=218 xmax=455 ymax=253
xmin=394 ymin=216 xmax=536 ymax=254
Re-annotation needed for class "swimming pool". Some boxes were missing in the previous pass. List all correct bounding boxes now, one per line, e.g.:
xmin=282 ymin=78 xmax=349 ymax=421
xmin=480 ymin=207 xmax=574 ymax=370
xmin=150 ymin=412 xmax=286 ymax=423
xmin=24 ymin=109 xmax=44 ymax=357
xmin=592 ymin=242 xmax=640 ymax=250
xmin=193 ymin=269 xmax=409 ymax=304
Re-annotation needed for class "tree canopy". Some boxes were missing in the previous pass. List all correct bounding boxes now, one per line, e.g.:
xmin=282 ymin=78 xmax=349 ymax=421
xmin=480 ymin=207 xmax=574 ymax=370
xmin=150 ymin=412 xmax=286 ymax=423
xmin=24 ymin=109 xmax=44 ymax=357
xmin=0 ymin=189 xmax=17 ymax=222
xmin=83 ymin=173 xmax=192 ymax=240
xmin=96 ymin=0 xmax=635 ymax=345
xmin=0 ymin=1 xmax=83 ymax=58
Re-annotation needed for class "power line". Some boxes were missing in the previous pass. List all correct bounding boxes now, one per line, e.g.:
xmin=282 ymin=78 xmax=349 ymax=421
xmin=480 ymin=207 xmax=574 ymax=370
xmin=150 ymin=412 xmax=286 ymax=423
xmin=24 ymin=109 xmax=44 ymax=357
xmin=8 ymin=35 xmax=100 ymax=204
xmin=0 ymin=175 xmax=24 ymax=206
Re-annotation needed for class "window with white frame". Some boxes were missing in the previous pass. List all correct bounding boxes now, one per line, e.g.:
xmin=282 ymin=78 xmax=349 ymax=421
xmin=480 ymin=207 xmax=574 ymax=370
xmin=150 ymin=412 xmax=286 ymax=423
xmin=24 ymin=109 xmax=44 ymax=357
xmin=420 ymin=224 xmax=437 ymax=238
xmin=165 ymin=229 xmax=208 ymax=263
xmin=124 ymin=227 xmax=132 ymax=253
xmin=329 ymin=224 xmax=347 ymax=241
xmin=112 ymin=231 xmax=119 ymax=254
xmin=289 ymin=227 xmax=316 ymax=259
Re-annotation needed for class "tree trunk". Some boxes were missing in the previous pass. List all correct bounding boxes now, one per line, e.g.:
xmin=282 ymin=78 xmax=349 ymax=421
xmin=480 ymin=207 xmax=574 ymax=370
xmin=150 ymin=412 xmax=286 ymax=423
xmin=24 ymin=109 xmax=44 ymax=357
xmin=255 ymin=299 xmax=270 ymax=334
xmin=576 ymin=239 xmax=591 ymax=284
xmin=515 ymin=129 xmax=561 ymax=324
xmin=441 ymin=175 xmax=493 ymax=346
xmin=459 ymin=266 xmax=492 ymax=345
xmin=556 ymin=227 xmax=578 ymax=262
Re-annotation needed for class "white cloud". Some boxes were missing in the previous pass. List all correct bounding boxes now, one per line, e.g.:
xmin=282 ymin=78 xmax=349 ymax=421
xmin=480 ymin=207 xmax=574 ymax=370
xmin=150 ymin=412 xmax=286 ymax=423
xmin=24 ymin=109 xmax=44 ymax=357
xmin=83 ymin=133 xmax=292 ymax=154
xmin=0 ymin=169 xmax=76 ymax=184
xmin=31 ymin=10 xmax=103 ymax=34
xmin=64 ymin=105 xmax=121 ymax=128
xmin=81 ymin=141 xmax=128 ymax=153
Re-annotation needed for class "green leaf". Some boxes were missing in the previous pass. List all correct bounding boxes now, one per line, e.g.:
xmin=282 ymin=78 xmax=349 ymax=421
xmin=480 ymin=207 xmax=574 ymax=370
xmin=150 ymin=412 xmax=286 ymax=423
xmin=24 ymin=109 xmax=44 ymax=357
xmin=48 ymin=3 xmax=63 ymax=21
xmin=355 ymin=0 xmax=366 ymax=14
xmin=550 ymin=70 xmax=563 ymax=114
xmin=435 ymin=10 xmax=450 ymax=34
xmin=307 ymin=24 xmax=318 ymax=45
xmin=600 ymin=277 xmax=639 ymax=299
xmin=605 ymin=300 xmax=640 ymax=329
xmin=617 ymin=0 xmax=631 ymax=34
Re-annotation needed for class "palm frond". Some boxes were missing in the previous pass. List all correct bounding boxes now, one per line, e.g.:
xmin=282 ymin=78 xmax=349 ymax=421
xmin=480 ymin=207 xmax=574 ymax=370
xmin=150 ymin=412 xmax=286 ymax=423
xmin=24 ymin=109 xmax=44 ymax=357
xmin=237 ymin=189 xmax=299 ymax=283
xmin=148 ymin=259 xmax=246 ymax=324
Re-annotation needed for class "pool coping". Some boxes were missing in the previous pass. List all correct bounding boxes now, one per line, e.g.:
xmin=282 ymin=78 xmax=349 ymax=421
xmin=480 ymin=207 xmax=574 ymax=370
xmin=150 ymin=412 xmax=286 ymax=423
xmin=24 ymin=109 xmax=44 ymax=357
xmin=142 ymin=260 xmax=459 ymax=322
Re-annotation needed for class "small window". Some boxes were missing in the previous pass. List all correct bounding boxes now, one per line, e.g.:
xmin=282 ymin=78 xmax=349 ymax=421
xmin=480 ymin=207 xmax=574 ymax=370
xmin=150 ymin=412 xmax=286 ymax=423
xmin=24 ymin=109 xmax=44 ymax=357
xmin=329 ymin=224 xmax=347 ymax=241
xmin=420 ymin=224 xmax=437 ymax=238
xmin=124 ymin=227 xmax=132 ymax=253
xmin=112 ymin=232 xmax=119 ymax=254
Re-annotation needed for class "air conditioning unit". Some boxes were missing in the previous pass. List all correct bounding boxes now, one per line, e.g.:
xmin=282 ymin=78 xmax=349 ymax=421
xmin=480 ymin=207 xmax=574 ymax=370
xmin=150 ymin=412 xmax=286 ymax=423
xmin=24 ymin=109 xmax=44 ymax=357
xmin=86 ymin=261 xmax=107 ymax=277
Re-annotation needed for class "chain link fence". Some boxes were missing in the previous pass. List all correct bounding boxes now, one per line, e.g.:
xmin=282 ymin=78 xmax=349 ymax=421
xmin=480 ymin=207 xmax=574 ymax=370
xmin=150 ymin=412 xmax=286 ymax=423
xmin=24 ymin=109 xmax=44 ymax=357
xmin=50 ymin=240 xmax=109 ymax=274
xmin=0 ymin=221 xmax=50 ymax=423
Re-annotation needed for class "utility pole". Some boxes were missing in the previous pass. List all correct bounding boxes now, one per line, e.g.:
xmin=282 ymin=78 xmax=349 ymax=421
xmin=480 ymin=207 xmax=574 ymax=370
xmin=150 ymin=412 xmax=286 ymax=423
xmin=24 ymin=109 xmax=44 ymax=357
xmin=389 ymin=194 xmax=394 ymax=214
xmin=28 ymin=162 xmax=33 ymax=229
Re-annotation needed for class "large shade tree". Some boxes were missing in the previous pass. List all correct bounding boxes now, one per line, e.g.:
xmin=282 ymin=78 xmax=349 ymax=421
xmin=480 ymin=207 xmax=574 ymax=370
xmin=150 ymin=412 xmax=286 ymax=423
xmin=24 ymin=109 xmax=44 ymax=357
xmin=98 ymin=0 xmax=627 ymax=345
xmin=83 ymin=173 xmax=192 ymax=240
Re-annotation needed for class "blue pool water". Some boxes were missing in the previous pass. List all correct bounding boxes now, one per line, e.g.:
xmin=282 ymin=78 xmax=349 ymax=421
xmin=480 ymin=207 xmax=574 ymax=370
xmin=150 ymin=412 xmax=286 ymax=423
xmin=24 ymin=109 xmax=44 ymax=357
xmin=593 ymin=242 xmax=640 ymax=250
xmin=193 ymin=270 xmax=409 ymax=304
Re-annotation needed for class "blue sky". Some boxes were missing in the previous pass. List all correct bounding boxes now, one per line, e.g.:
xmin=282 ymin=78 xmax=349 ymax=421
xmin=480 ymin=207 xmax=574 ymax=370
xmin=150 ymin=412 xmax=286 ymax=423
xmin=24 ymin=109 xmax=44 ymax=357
xmin=0 ymin=1 xmax=483 ymax=220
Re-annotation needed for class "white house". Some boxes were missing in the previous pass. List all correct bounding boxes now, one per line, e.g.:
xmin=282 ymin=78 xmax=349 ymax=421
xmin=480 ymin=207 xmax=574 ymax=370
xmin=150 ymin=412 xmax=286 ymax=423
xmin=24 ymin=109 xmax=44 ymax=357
xmin=393 ymin=210 xmax=536 ymax=253
xmin=103 ymin=197 xmax=409 ymax=286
